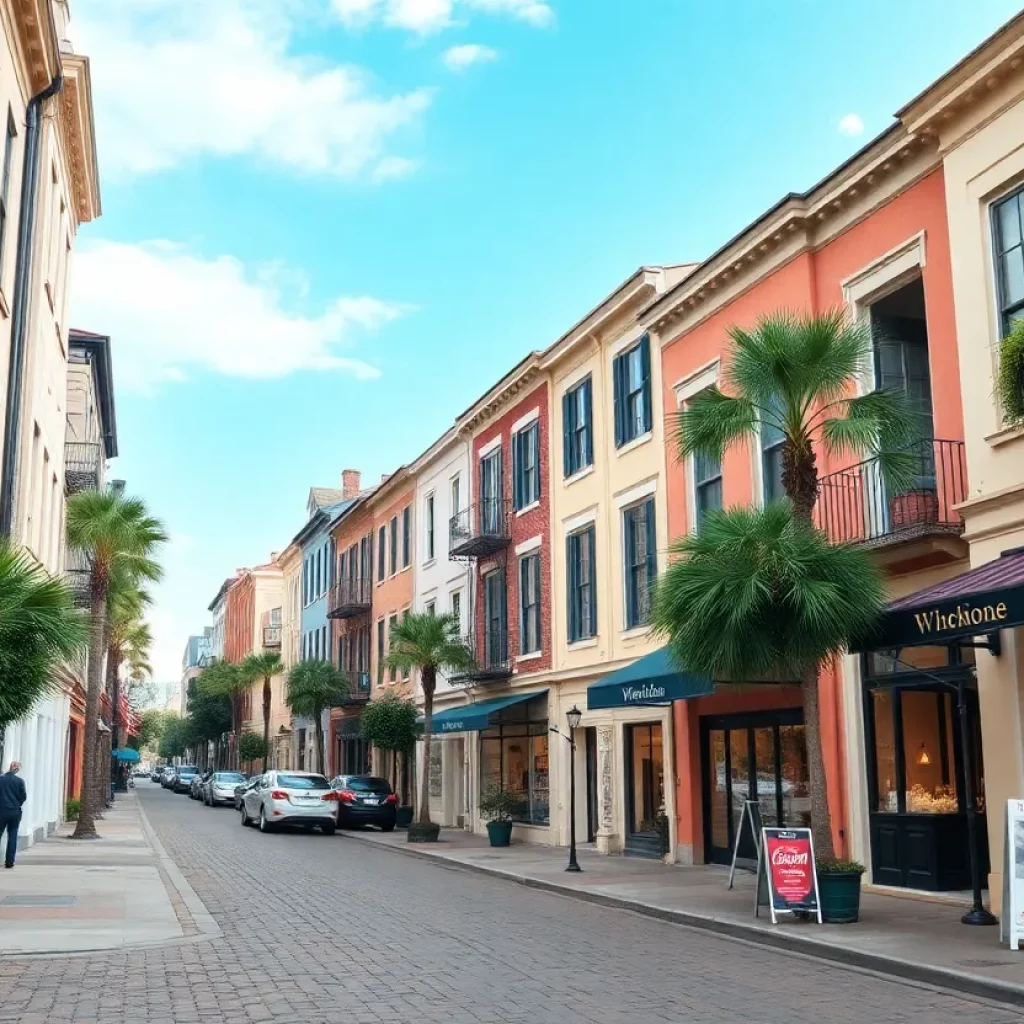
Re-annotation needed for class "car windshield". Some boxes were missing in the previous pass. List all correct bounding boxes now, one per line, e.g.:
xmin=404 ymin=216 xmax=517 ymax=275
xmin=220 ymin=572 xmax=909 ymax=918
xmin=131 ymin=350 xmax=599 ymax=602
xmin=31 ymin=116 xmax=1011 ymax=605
xmin=214 ymin=773 xmax=245 ymax=783
xmin=177 ymin=767 xmax=198 ymax=775
xmin=277 ymin=774 xmax=329 ymax=790
xmin=342 ymin=777 xmax=392 ymax=793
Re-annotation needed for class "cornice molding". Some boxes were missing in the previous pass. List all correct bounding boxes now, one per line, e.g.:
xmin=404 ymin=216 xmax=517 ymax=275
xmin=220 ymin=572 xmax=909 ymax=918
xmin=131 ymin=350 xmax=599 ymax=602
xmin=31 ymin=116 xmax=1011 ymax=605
xmin=461 ymin=361 xmax=543 ymax=433
xmin=10 ymin=0 xmax=56 ymax=96
xmin=59 ymin=54 xmax=101 ymax=224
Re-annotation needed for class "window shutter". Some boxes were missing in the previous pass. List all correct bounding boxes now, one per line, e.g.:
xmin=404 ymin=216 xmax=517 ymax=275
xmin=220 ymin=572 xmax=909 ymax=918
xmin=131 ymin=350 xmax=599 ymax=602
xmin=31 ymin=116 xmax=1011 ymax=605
xmin=644 ymin=498 xmax=657 ymax=593
xmin=587 ymin=525 xmax=597 ymax=637
xmin=640 ymin=334 xmax=653 ymax=434
xmin=563 ymin=390 xmax=574 ymax=477
xmin=530 ymin=423 xmax=540 ymax=503
xmin=566 ymin=534 xmax=578 ymax=643
xmin=613 ymin=354 xmax=625 ymax=447
xmin=623 ymin=509 xmax=635 ymax=626
xmin=583 ymin=378 xmax=594 ymax=467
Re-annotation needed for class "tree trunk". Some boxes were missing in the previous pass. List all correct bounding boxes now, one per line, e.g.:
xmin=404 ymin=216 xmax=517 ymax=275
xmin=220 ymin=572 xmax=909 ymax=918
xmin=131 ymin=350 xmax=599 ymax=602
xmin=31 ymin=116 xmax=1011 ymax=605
xmin=109 ymin=648 xmax=121 ymax=797
xmin=782 ymin=437 xmax=818 ymax=525
xmin=802 ymin=665 xmax=835 ymax=861
xmin=72 ymin=580 xmax=107 ymax=839
xmin=418 ymin=668 xmax=435 ymax=824
xmin=262 ymin=676 xmax=271 ymax=773
xmin=314 ymin=710 xmax=324 ymax=775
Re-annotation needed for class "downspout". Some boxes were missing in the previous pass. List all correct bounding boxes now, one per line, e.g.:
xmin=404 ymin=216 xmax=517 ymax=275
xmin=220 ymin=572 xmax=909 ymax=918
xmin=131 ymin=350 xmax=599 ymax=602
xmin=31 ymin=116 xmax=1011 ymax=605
xmin=0 ymin=35 xmax=64 ymax=537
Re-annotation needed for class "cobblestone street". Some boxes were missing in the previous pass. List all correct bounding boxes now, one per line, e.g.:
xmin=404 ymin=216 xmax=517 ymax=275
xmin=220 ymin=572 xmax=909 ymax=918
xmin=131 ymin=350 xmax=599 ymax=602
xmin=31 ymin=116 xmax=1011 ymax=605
xmin=0 ymin=784 xmax=1019 ymax=1024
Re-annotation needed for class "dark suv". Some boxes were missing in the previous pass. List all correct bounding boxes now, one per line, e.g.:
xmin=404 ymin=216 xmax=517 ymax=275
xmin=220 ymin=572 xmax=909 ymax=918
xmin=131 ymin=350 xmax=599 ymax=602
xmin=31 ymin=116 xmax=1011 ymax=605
xmin=172 ymin=765 xmax=199 ymax=794
xmin=329 ymin=775 xmax=397 ymax=831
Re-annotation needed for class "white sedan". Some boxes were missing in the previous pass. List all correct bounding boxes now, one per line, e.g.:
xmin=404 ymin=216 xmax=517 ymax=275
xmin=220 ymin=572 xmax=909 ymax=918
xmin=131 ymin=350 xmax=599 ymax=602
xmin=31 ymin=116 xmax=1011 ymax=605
xmin=240 ymin=771 xmax=337 ymax=835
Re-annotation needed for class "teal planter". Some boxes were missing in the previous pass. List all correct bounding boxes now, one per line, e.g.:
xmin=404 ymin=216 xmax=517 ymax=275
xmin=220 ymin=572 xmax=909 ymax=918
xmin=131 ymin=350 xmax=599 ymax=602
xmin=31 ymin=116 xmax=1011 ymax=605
xmin=818 ymin=871 xmax=862 ymax=923
xmin=396 ymin=806 xmax=413 ymax=828
xmin=487 ymin=821 xmax=513 ymax=847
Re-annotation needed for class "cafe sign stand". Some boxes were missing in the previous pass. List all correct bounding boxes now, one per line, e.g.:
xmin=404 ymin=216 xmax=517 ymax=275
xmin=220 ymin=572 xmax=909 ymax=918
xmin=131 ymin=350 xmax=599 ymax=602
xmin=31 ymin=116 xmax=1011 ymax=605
xmin=756 ymin=827 xmax=822 ymax=924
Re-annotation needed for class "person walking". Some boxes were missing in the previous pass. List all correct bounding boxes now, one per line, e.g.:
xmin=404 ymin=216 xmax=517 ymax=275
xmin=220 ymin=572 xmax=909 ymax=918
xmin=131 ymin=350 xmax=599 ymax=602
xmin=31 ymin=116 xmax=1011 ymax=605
xmin=0 ymin=761 xmax=27 ymax=868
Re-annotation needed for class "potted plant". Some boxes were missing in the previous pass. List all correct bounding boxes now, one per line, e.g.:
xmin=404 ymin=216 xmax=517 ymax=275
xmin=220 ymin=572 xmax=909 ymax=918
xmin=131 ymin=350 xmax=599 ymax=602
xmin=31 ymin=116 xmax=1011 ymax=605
xmin=479 ymin=788 xmax=518 ymax=847
xmin=816 ymin=858 xmax=866 ymax=923
xmin=998 ymin=319 xmax=1024 ymax=427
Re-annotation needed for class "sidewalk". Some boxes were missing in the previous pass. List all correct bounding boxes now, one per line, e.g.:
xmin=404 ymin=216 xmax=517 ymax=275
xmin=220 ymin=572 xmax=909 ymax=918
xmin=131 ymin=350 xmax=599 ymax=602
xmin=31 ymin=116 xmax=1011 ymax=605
xmin=344 ymin=827 xmax=1024 ymax=1006
xmin=0 ymin=791 xmax=219 ymax=957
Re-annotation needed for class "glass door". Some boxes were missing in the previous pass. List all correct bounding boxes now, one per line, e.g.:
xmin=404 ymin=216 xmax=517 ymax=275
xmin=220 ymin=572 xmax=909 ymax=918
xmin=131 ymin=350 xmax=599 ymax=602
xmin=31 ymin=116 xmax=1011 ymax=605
xmin=624 ymin=723 xmax=665 ymax=858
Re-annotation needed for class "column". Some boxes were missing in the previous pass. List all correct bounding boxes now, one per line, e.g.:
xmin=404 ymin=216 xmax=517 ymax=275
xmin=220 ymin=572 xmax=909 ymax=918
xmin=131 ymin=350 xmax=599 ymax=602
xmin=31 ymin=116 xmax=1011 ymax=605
xmin=595 ymin=724 xmax=618 ymax=854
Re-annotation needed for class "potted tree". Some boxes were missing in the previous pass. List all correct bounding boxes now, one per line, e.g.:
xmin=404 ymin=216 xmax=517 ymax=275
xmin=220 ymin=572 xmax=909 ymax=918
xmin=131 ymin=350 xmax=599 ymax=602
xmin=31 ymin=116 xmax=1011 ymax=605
xmin=479 ymin=788 xmax=518 ymax=847
xmin=360 ymin=693 xmax=420 ymax=833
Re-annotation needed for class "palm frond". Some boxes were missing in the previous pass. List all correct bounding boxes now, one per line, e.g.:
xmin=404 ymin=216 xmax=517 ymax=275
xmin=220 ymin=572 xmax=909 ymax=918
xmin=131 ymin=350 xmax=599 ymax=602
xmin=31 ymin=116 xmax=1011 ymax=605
xmin=384 ymin=611 xmax=473 ymax=676
xmin=672 ymin=386 xmax=757 ymax=463
xmin=285 ymin=659 xmax=349 ymax=719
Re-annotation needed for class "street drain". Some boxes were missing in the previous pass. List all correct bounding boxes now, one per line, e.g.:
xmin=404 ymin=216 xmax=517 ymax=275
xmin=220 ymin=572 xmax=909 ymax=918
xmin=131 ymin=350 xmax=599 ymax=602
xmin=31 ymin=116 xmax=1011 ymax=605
xmin=0 ymin=895 xmax=77 ymax=907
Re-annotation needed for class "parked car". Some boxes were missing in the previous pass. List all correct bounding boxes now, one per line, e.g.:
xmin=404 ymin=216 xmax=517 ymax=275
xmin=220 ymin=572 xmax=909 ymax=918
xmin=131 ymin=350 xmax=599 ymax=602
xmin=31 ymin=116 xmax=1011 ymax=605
xmin=132 ymin=768 xmax=150 ymax=779
xmin=240 ymin=771 xmax=336 ymax=834
xmin=202 ymin=771 xmax=247 ymax=807
xmin=171 ymin=766 xmax=199 ymax=794
xmin=190 ymin=770 xmax=212 ymax=800
xmin=151 ymin=767 xmax=165 ymax=783
xmin=233 ymin=776 xmax=260 ymax=810
xmin=161 ymin=768 xmax=177 ymax=789
xmin=329 ymin=775 xmax=398 ymax=832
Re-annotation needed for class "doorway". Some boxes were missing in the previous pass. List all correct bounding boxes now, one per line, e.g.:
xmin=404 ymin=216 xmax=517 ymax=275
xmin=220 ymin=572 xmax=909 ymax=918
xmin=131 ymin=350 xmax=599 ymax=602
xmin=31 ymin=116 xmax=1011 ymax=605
xmin=584 ymin=727 xmax=598 ymax=843
xmin=624 ymin=722 xmax=665 ymax=858
xmin=700 ymin=709 xmax=808 ymax=865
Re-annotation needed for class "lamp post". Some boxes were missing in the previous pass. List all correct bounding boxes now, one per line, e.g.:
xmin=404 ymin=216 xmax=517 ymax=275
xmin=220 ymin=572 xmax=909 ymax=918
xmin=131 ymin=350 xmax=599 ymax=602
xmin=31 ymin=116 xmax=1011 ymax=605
xmin=566 ymin=705 xmax=583 ymax=873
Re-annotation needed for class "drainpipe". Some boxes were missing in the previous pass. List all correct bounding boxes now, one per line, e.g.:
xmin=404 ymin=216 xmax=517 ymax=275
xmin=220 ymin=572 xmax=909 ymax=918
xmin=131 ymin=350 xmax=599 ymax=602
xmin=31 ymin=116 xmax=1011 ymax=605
xmin=0 ymin=33 xmax=64 ymax=537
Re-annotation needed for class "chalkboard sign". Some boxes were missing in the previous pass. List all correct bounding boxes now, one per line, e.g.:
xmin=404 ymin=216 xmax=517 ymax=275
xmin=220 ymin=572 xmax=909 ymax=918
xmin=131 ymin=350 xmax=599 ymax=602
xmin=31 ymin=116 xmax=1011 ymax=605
xmin=728 ymin=800 xmax=763 ymax=890
xmin=760 ymin=827 xmax=822 ymax=924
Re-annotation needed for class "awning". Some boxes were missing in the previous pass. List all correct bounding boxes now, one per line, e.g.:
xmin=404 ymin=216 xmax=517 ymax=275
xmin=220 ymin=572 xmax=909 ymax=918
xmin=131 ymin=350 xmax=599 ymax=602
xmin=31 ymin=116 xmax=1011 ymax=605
xmin=423 ymin=690 xmax=548 ymax=733
xmin=587 ymin=647 xmax=714 ymax=711
xmin=112 ymin=747 xmax=141 ymax=763
xmin=859 ymin=547 xmax=1024 ymax=650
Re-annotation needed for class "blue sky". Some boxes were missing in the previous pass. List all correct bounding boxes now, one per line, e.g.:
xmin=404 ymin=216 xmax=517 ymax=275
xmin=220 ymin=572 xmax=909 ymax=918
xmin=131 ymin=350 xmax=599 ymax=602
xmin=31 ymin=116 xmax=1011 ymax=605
xmin=68 ymin=0 xmax=1023 ymax=684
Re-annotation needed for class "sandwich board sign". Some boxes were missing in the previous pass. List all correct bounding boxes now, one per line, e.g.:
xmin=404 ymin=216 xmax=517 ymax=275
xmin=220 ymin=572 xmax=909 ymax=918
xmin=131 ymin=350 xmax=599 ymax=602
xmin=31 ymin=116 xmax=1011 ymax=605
xmin=728 ymin=800 xmax=763 ymax=890
xmin=1001 ymin=800 xmax=1024 ymax=949
xmin=758 ymin=827 xmax=822 ymax=924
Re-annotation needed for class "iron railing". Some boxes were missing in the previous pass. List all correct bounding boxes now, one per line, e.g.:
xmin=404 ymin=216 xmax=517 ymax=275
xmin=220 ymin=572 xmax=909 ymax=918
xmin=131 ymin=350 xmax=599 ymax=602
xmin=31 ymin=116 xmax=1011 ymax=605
xmin=262 ymin=625 xmax=282 ymax=648
xmin=815 ymin=438 xmax=967 ymax=548
xmin=449 ymin=499 xmax=512 ymax=558
xmin=450 ymin=627 xmax=512 ymax=683
xmin=347 ymin=671 xmax=371 ymax=701
xmin=64 ymin=546 xmax=92 ymax=609
xmin=64 ymin=442 xmax=101 ymax=494
xmin=327 ymin=577 xmax=372 ymax=618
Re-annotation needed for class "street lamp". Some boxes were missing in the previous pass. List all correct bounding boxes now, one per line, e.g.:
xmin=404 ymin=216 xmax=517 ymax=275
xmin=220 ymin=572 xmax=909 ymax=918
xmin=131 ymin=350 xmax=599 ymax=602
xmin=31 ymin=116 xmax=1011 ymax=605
xmin=565 ymin=705 xmax=583 ymax=873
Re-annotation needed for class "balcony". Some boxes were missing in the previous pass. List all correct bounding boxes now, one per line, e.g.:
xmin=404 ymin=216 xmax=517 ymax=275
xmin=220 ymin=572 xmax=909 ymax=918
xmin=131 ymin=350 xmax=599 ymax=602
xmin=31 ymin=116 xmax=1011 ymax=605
xmin=64 ymin=547 xmax=92 ymax=609
xmin=64 ymin=442 xmax=101 ymax=494
xmin=815 ymin=439 xmax=967 ymax=564
xmin=450 ymin=628 xmax=512 ymax=683
xmin=343 ymin=671 xmax=371 ymax=703
xmin=449 ymin=499 xmax=512 ymax=559
xmin=327 ymin=577 xmax=372 ymax=619
xmin=262 ymin=625 xmax=282 ymax=648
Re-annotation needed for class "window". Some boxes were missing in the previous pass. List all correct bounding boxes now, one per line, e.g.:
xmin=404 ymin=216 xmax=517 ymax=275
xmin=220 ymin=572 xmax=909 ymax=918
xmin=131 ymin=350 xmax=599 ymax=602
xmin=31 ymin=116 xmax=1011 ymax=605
xmin=479 ymin=449 xmax=503 ymax=533
xmin=315 ymin=549 xmax=322 ymax=598
xmin=402 ymin=506 xmax=411 ymax=568
xmin=425 ymin=494 xmax=435 ymax=561
xmin=451 ymin=474 xmax=461 ymax=516
xmin=513 ymin=421 xmax=540 ymax=511
xmin=389 ymin=516 xmax=398 ymax=576
xmin=388 ymin=614 xmax=399 ymax=682
xmin=761 ymin=400 xmax=785 ymax=505
xmin=567 ymin=526 xmax=597 ymax=643
xmin=303 ymin=558 xmax=310 ymax=605
xmin=623 ymin=497 xmax=656 ymax=629
xmin=694 ymin=450 xmax=723 ymax=527
xmin=377 ymin=526 xmax=386 ymax=580
xmin=480 ymin=698 xmax=549 ymax=825
xmin=519 ymin=552 xmax=541 ymax=654
xmin=451 ymin=589 xmax=462 ymax=626
xmin=402 ymin=608 xmax=411 ymax=678
xmin=0 ymin=110 xmax=15 ymax=284
xmin=483 ymin=569 xmax=508 ymax=670
xmin=360 ymin=534 xmax=371 ymax=581
xmin=993 ymin=187 xmax=1024 ymax=334
xmin=339 ymin=550 xmax=348 ymax=590
xmin=314 ymin=629 xmax=320 ymax=660
xmin=613 ymin=335 xmax=652 ymax=447
xmin=426 ymin=600 xmax=436 ymax=617
xmin=563 ymin=377 xmax=593 ymax=477
xmin=377 ymin=619 xmax=386 ymax=684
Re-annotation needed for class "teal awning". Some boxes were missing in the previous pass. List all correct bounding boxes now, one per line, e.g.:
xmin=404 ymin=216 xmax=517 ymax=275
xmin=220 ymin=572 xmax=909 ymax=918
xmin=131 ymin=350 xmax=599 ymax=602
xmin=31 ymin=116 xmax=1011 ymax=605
xmin=112 ymin=747 xmax=141 ymax=763
xmin=423 ymin=690 xmax=547 ymax=733
xmin=587 ymin=647 xmax=713 ymax=710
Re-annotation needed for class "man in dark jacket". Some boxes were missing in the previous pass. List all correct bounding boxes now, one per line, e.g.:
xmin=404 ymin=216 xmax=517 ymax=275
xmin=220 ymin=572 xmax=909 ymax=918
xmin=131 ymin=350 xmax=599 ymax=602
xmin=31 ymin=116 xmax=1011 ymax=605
xmin=0 ymin=761 xmax=26 ymax=868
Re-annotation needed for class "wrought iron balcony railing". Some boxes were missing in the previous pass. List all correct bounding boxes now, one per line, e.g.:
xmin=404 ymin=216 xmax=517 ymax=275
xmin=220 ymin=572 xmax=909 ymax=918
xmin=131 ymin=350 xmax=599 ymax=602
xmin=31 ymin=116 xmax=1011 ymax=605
xmin=449 ymin=499 xmax=512 ymax=559
xmin=327 ymin=577 xmax=372 ymax=619
xmin=345 ymin=671 xmax=371 ymax=702
xmin=815 ymin=438 xmax=967 ymax=549
xmin=64 ymin=442 xmax=102 ymax=494
xmin=64 ymin=546 xmax=92 ymax=609
xmin=450 ymin=627 xmax=512 ymax=683
xmin=262 ymin=625 xmax=282 ymax=648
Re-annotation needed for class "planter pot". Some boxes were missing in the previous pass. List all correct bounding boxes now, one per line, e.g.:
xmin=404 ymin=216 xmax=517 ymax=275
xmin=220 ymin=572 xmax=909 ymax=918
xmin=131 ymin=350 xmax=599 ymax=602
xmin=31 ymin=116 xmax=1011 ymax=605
xmin=486 ymin=821 xmax=513 ymax=847
xmin=889 ymin=489 xmax=938 ymax=528
xmin=818 ymin=871 xmax=863 ymax=924
xmin=395 ymin=805 xmax=413 ymax=829
xmin=407 ymin=821 xmax=441 ymax=844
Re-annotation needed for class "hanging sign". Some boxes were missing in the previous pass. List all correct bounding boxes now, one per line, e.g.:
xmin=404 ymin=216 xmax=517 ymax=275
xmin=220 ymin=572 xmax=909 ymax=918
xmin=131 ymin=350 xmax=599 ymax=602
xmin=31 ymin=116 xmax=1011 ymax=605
xmin=728 ymin=800 xmax=763 ymax=890
xmin=1001 ymin=800 xmax=1024 ymax=950
xmin=760 ymin=827 xmax=822 ymax=924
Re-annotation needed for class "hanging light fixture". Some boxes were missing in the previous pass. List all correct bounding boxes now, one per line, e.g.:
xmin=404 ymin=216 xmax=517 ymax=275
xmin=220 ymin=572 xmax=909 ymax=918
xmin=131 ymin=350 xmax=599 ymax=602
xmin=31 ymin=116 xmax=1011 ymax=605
xmin=917 ymin=743 xmax=931 ymax=766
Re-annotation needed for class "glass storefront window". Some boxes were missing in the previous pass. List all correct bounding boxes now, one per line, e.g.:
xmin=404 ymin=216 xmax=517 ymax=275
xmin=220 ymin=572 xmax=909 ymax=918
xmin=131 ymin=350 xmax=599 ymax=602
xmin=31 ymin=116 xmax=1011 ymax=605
xmin=901 ymin=690 xmax=958 ymax=814
xmin=628 ymin=723 xmax=664 ymax=834
xmin=872 ymin=690 xmax=898 ymax=812
xmin=778 ymin=724 xmax=810 ymax=828
xmin=429 ymin=742 xmax=443 ymax=799
xmin=479 ymin=703 xmax=550 ymax=825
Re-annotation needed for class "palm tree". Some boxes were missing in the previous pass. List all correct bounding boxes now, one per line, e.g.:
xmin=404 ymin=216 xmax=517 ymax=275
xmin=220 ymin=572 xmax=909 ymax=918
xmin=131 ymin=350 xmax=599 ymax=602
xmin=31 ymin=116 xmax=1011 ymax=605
xmin=0 ymin=543 xmax=87 ymax=728
xmin=198 ymin=659 xmax=249 ymax=766
xmin=384 ymin=612 xmax=472 ymax=826
xmin=285 ymin=660 xmax=349 ymax=775
xmin=66 ymin=491 xmax=166 ymax=839
xmin=241 ymin=651 xmax=283 ymax=771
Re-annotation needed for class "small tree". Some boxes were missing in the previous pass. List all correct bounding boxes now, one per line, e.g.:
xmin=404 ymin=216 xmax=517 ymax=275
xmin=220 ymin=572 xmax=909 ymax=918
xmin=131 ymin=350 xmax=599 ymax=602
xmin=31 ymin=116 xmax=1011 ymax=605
xmin=185 ymin=684 xmax=232 ymax=768
xmin=384 ymin=612 xmax=471 ymax=824
xmin=240 ymin=651 xmax=283 ymax=771
xmin=136 ymin=709 xmax=166 ymax=751
xmin=237 ymin=732 xmax=267 ymax=770
xmin=360 ymin=692 xmax=419 ymax=801
xmin=158 ymin=714 xmax=189 ymax=761
xmin=198 ymin=660 xmax=248 ymax=765
xmin=285 ymin=660 xmax=349 ymax=774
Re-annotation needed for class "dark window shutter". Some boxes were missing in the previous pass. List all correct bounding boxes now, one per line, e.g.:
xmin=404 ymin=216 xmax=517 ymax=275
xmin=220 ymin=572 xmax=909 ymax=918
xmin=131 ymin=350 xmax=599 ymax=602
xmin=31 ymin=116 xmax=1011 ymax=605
xmin=587 ymin=525 xmax=597 ymax=636
xmin=644 ymin=497 xmax=657 ymax=594
xmin=512 ymin=432 xmax=522 ymax=509
xmin=640 ymin=334 xmax=653 ymax=434
xmin=583 ymin=378 xmax=594 ymax=467
xmin=613 ymin=353 xmax=626 ymax=447
xmin=566 ymin=533 xmax=577 ymax=643
xmin=563 ymin=390 xmax=574 ymax=477
xmin=623 ymin=509 xmax=635 ymax=626
xmin=530 ymin=423 xmax=540 ymax=503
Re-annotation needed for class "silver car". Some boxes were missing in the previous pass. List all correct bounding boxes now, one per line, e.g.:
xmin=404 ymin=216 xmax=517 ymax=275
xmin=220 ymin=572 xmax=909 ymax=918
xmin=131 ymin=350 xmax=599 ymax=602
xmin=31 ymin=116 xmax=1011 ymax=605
xmin=239 ymin=771 xmax=337 ymax=835
xmin=202 ymin=771 xmax=247 ymax=807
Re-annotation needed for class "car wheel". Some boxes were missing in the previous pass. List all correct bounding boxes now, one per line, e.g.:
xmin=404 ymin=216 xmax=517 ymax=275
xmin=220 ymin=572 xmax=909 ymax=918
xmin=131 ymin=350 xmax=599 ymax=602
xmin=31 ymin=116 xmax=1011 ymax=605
xmin=240 ymin=803 xmax=250 ymax=827
xmin=381 ymin=823 xmax=396 ymax=833
xmin=321 ymin=823 xmax=336 ymax=836
xmin=258 ymin=807 xmax=272 ymax=833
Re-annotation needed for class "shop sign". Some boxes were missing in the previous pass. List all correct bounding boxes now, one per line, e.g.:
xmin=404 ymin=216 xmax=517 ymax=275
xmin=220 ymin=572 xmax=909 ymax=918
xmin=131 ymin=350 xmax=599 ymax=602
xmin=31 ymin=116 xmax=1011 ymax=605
xmin=1001 ymin=800 xmax=1024 ymax=950
xmin=620 ymin=683 xmax=668 ymax=704
xmin=759 ymin=827 xmax=822 ymax=924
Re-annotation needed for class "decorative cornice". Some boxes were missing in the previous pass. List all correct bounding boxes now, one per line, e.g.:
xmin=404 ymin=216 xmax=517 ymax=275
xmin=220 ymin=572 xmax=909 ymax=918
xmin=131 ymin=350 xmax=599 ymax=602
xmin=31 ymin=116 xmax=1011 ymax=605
xmin=461 ymin=361 xmax=543 ymax=433
xmin=10 ymin=0 xmax=57 ymax=96
xmin=59 ymin=54 xmax=100 ymax=224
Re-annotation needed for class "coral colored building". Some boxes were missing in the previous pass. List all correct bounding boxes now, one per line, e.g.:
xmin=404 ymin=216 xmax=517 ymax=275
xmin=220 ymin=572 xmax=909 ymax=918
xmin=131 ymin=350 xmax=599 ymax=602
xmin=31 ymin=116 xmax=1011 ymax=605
xmin=644 ymin=124 xmax=969 ymax=886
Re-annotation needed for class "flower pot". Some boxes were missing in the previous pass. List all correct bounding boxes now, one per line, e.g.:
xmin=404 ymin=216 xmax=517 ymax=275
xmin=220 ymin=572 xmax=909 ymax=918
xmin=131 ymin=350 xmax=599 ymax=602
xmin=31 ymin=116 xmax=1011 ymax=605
xmin=889 ymin=489 xmax=938 ymax=528
xmin=407 ymin=821 xmax=441 ymax=843
xmin=395 ymin=805 xmax=413 ymax=828
xmin=818 ymin=870 xmax=862 ymax=923
xmin=486 ymin=821 xmax=513 ymax=847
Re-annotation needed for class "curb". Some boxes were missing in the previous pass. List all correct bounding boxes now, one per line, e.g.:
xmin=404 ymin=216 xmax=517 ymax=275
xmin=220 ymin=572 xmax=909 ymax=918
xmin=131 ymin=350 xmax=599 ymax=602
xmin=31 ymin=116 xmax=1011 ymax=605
xmin=345 ymin=833 xmax=1024 ymax=1009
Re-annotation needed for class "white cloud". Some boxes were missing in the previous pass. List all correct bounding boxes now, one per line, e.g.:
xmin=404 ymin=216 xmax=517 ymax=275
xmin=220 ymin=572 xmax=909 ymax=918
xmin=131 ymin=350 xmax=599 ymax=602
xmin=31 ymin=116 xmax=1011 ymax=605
xmin=72 ymin=0 xmax=432 ymax=179
xmin=838 ymin=113 xmax=865 ymax=137
xmin=71 ymin=240 xmax=405 ymax=391
xmin=371 ymin=155 xmax=421 ymax=181
xmin=331 ymin=0 xmax=553 ymax=34
xmin=443 ymin=43 xmax=498 ymax=70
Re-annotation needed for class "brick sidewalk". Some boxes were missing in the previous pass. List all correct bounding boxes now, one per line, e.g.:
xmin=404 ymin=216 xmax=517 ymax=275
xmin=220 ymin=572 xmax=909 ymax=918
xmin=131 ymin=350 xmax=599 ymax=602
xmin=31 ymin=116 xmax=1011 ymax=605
xmin=343 ymin=826 xmax=1024 ymax=1005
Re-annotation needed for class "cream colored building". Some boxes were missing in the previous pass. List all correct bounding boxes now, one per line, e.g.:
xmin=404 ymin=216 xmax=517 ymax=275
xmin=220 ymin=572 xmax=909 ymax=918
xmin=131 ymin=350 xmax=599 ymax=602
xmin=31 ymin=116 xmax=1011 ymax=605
xmin=0 ymin=0 xmax=100 ymax=846
xmin=238 ymin=559 xmax=286 ymax=758
xmin=275 ymin=542 xmax=302 ymax=768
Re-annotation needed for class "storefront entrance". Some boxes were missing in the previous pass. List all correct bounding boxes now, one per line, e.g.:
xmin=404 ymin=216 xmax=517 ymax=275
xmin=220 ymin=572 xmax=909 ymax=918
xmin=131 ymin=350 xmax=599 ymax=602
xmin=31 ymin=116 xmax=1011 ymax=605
xmin=624 ymin=722 xmax=665 ymax=858
xmin=700 ymin=709 xmax=808 ymax=866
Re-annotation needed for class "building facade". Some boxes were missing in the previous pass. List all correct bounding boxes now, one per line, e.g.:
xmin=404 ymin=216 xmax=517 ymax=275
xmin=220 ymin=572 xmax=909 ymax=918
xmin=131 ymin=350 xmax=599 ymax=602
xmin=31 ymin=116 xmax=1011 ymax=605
xmin=274 ymin=542 xmax=302 ymax=769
